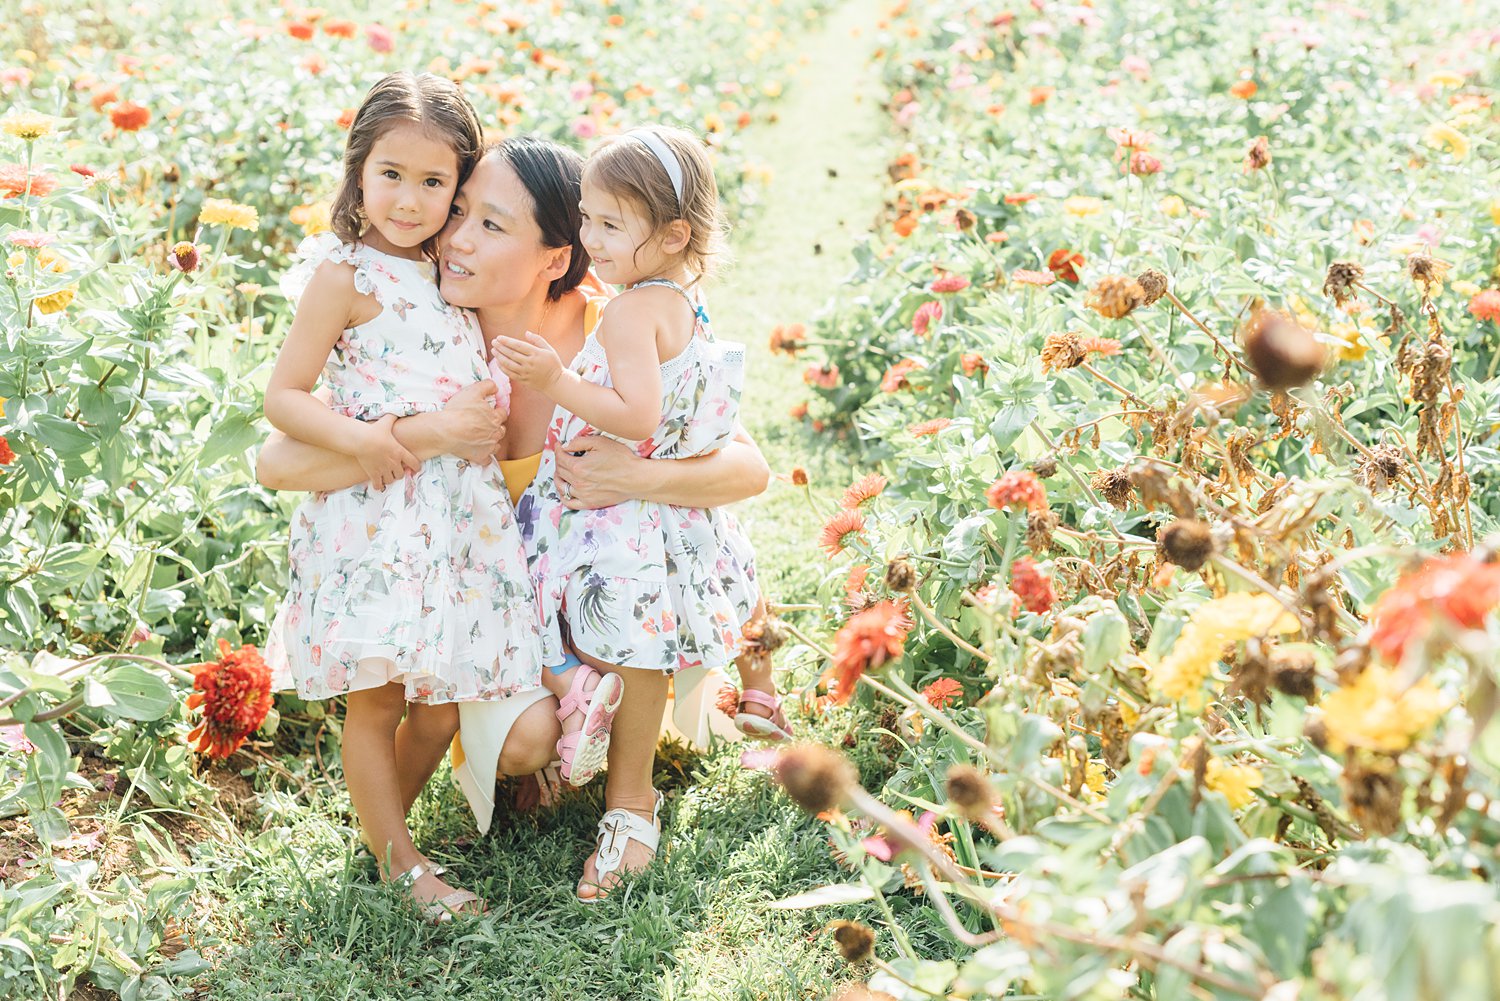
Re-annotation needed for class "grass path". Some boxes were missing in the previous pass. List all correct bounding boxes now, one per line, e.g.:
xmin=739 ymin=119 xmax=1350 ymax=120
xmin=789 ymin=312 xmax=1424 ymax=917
xmin=186 ymin=5 xmax=902 ymax=1001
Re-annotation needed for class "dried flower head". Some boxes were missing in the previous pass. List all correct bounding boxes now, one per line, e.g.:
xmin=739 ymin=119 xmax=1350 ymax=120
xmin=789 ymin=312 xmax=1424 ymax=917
xmin=1041 ymin=331 xmax=1086 ymax=372
xmin=1086 ymin=275 xmax=1147 ymax=319
xmin=945 ymin=764 xmax=997 ymax=821
xmin=1271 ymin=648 xmax=1319 ymax=700
xmin=1031 ymin=456 xmax=1059 ymax=479
xmin=740 ymin=617 xmax=789 ymax=656
xmin=1341 ymin=753 xmax=1404 ymax=836
xmin=830 ymin=921 xmax=876 ymax=964
xmin=774 ymin=744 xmax=857 ymax=814
xmin=768 ymin=323 xmax=807 ymax=355
xmin=186 ymin=639 xmax=274 ymax=759
xmin=884 ymin=558 xmax=916 ymax=592
xmin=1136 ymin=268 xmax=1169 ymax=306
xmin=1091 ymin=466 xmax=1134 ymax=509
xmin=1243 ymin=309 xmax=1325 ymax=391
xmin=1406 ymin=251 xmax=1449 ymax=296
xmin=715 ymin=684 xmax=742 ymax=717
xmin=1355 ymin=443 xmax=1405 ymax=493
xmin=1026 ymin=509 xmax=1060 ymax=553
xmin=1157 ymin=519 xmax=1215 ymax=571
xmin=1242 ymin=135 xmax=1272 ymax=172
xmin=1322 ymin=260 xmax=1365 ymax=308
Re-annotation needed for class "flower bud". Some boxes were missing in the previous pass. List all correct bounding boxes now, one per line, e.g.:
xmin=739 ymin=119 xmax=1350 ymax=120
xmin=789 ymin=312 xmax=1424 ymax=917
xmin=774 ymin=744 xmax=856 ymax=814
xmin=945 ymin=764 xmax=997 ymax=822
xmin=1157 ymin=519 xmax=1215 ymax=571
xmin=830 ymin=920 xmax=875 ymax=963
xmin=169 ymin=241 xmax=200 ymax=273
xmin=1243 ymin=310 xmax=1324 ymax=391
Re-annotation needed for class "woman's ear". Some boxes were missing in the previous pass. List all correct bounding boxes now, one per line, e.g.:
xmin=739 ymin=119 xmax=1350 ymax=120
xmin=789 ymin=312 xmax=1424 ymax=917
xmin=541 ymin=245 xmax=571 ymax=283
xmin=661 ymin=219 xmax=692 ymax=255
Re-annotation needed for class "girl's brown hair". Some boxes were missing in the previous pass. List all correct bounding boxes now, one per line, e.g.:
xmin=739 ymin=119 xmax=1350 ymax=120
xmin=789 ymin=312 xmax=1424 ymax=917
xmin=329 ymin=72 xmax=483 ymax=261
xmin=582 ymin=125 xmax=728 ymax=285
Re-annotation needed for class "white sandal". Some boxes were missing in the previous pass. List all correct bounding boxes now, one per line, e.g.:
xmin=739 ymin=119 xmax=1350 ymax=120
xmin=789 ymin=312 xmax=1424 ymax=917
xmin=394 ymin=862 xmax=484 ymax=924
xmin=576 ymin=790 xmax=664 ymax=904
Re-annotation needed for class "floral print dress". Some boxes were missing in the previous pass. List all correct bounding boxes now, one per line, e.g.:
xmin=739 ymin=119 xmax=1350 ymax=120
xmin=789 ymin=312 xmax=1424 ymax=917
xmin=264 ymin=234 xmax=541 ymax=705
xmin=518 ymin=278 xmax=760 ymax=675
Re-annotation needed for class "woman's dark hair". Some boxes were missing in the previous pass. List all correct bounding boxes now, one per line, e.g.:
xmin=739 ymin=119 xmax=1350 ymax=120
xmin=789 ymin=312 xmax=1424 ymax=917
xmin=330 ymin=72 xmax=484 ymax=262
xmin=487 ymin=135 xmax=590 ymax=301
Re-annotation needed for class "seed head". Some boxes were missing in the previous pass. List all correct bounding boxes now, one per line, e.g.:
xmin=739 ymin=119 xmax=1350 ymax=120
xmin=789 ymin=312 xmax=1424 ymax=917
xmin=1243 ymin=309 xmax=1325 ymax=391
xmin=1091 ymin=466 xmax=1134 ymax=509
xmin=945 ymin=764 xmax=997 ymax=821
xmin=1136 ymin=268 xmax=1169 ymax=306
xmin=1271 ymin=648 xmax=1318 ymax=701
xmin=830 ymin=920 xmax=876 ymax=963
xmin=1041 ymin=331 xmax=1086 ymax=372
xmin=1322 ymin=260 xmax=1365 ymax=308
xmin=1243 ymin=135 xmax=1272 ymax=172
xmin=1157 ymin=519 xmax=1215 ymax=571
xmin=884 ymin=558 xmax=917 ymax=592
xmin=1355 ymin=443 xmax=1405 ymax=493
xmin=1031 ymin=455 xmax=1059 ymax=479
xmin=774 ymin=744 xmax=857 ymax=815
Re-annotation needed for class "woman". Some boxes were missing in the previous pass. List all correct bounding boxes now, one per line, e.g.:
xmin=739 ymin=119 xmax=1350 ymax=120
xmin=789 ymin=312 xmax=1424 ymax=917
xmin=256 ymin=135 xmax=771 ymax=902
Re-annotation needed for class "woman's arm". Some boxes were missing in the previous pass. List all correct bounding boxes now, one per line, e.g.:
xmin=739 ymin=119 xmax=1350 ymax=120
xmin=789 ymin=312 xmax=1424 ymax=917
xmin=256 ymin=380 xmax=506 ymax=492
xmin=554 ymin=427 xmax=771 ymax=510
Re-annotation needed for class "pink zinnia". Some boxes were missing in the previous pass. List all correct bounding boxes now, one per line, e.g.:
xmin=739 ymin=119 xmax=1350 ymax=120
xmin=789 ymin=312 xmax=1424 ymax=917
xmin=912 ymin=300 xmax=943 ymax=336
xmin=930 ymin=274 xmax=970 ymax=294
xmin=365 ymin=23 xmax=395 ymax=52
xmin=7 ymin=231 xmax=53 ymax=248
xmin=1011 ymin=269 xmax=1055 ymax=287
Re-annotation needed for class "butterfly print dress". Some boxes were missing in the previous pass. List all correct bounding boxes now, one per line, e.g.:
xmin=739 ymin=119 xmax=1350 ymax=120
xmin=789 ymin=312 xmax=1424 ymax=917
xmin=264 ymin=234 xmax=541 ymax=704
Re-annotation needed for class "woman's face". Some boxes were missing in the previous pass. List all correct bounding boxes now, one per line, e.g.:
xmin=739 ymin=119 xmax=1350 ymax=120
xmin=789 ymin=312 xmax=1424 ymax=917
xmin=438 ymin=155 xmax=564 ymax=309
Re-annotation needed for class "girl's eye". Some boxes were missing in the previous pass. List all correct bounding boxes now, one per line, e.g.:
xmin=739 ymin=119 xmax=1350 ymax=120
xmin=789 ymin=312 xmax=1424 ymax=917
xmin=382 ymin=170 xmax=399 ymax=180
xmin=424 ymin=178 xmax=444 ymax=188
xmin=484 ymin=220 xmax=501 ymax=232
xmin=604 ymin=222 xmax=618 ymax=232
xmin=448 ymin=204 xmax=463 ymax=217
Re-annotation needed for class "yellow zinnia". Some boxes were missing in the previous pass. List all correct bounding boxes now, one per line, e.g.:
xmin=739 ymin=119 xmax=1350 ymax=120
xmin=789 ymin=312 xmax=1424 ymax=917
xmin=1319 ymin=665 xmax=1448 ymax=753
xmin=1151 ymin=594 xmax=1300 ymax=709
xmin=1426 ymin=70 xmax=1464 ymax=89
xmin=1205 ymin=757 xmax=1263 ymax=809
xmin=1064 ymin=195 xmax=1104 ymax=217
xmin=1422 ymin=122 xmax=1469 ymax=160
xmin=1488 ymin=198 xmax=1500 ymax=227
xmin=1158 ymin=194 xmax=1186 ymax=218
xmin=289 ymin=201 xmax=331 ymax=236
xmin=36 ymin=286 xmax=76 ymax=314
xmin=199 ymin=198 xmax=260 ymax=232
xmin=1328 ymin=320 xmax=1380 ymax=361
xmin=1 ymin=110 xmax=58 ymax=141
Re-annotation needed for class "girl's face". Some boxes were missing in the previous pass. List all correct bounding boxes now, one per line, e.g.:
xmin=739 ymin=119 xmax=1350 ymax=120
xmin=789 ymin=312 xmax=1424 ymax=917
xmin=439 ymin=155 xmax=569 ymax=309
xmin=358 ymin=122 xmax=461 ymax=257
xmin=578 ymin=175 xmax=679 ymax=286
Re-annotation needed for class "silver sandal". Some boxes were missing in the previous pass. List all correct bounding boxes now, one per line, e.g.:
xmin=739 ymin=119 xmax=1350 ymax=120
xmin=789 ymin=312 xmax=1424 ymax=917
xmin=576 ymin=790 xmax=664 ymax=904
xmin=394 ymin=862 xmax=484 ymax=924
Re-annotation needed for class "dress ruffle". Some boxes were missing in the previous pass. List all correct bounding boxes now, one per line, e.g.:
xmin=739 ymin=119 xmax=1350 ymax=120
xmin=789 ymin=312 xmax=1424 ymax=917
xmin=279 ymin=233 xmax=403 ymax=308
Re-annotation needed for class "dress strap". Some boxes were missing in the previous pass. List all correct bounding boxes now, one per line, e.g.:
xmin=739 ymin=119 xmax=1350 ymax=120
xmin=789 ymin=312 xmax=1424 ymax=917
xmin=628 ymin=278 xmax=711 ymax=336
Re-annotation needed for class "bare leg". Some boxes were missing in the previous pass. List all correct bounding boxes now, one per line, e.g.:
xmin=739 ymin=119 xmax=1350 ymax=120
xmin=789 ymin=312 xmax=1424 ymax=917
xmin=574 ymin=655 xmax=670 ymax=901
xmin=344 ymin=682 xmax=476 ymax=912
xmin=395 ymin=701 xmax=459 ymax=815
xmin=735 ymin=602 xmax=778 ymax=720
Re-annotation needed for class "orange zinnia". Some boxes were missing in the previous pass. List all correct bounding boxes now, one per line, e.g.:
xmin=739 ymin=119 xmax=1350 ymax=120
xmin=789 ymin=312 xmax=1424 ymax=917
xmin=0 ymin=436 xmax=14 ymax=465
xmin=986 ymin=470 xmax=1048 ymax=514
xmin=186 ymin=639 xmax=274 ymax=759
xmin=109 ymin=101 xmax=150 ymax=132
xmin=1009 ymin=558 xmax=1056 ymax=613
xmin=1011 ymin=269 xmax=1055 ymax=287
xmin=0 ymin=164 xmax=56 ymax=198
xmin=1369 ymin=552 xmax=1500 ymax=662
xmin=840 ymin=473 xmax=888 ymax=510
xmin=881 ymin=358 xmax=923 ymax=393
xmin=920 ymin=677 xmax=963 ymax=709
xmin=819 ymin=510 xmax=868 ymax=556
xmin=909 ymin=418 xmax=951 ymax=437
xmin=826 ymin=601 xmax=911 ymax=703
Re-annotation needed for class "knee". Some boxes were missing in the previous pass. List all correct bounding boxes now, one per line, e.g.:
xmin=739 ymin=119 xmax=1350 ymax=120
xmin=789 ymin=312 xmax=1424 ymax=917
xmin=406 ymin=702 xmax=459 ymax=744
xmin=497 ymin=700 xmax=560 ymax=776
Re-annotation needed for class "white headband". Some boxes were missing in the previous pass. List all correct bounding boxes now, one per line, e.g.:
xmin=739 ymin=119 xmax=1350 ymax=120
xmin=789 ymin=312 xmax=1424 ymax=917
xmin=627 ymin=129 xmax=684 ymax=206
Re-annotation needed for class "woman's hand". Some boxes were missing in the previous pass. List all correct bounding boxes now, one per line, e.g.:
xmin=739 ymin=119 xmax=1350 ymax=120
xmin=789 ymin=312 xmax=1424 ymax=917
xmin=436 ymin=379 xmax=507 ymax=464
xmin=492 ymin=332 xmax=564 ymax=391
xmin=554 ymin=434 xmax=642 ymax=510
xmin=354 ymin=415 xmax=421 ymax=491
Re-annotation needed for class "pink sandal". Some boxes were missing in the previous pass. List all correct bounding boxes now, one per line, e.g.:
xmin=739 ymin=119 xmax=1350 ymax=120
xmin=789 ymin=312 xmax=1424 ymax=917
xmin=733 ymin=689 xmax=794 ymax=742
xmin=555 ymin=666 xmax=624 ymax=787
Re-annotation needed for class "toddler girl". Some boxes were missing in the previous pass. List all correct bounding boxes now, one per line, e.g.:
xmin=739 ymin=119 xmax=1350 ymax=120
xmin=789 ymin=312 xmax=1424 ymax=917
xmin=262 ymin=72 xmax=539 ymax=922
xmin=494 ymin=126 xmax=788 ymax=793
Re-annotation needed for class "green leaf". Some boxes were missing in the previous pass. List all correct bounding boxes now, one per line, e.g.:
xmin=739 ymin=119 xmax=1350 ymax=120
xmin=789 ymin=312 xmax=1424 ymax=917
xmin=199 ymin=409 xmax=261 ymax=467
xmin=1082 ymin=608 xmax=1130 ymax=674
xmin=99 ymin=665 xmax=175 ymax=721
xmin=988 ymin=401 xmax=1037 ymax=450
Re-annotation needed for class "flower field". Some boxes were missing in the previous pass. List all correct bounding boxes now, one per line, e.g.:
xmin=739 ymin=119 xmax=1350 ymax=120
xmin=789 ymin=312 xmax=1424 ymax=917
xmin=771 ymin=2 xmax=1500 ymax=999
xmin=4 ymin=0 xmax=1500 ymax=997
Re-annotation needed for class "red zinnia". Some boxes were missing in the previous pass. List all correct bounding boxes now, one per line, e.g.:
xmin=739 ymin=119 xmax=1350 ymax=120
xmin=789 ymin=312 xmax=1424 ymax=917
xmin=826 ymin=601 xmax=911 ymax=703
xmin=769 ymin=323 xmax=807 ymax=355
xmin=840 ymin=473 xmax=887 ymax=510
xmin=1009 ymin=557 xmax=1056 ymax=613
xmin=819 ymin=509 xmax=868 ymax=556
xmin=909 ymin=418 xmax=951 ymax=437
xmin=1468 ymin=289 xmax=1500 ymax=322
xmin=986 ymin=470 xmax=1049 ymax=514
xmin=0 ymin=164 xmax=57 ymax=199
xmin=1047 ymin=248 xmax=1085 ymax=283
xmin=920 ymin=677 xmax=963 ymax=709
xmin=1128 ymin=151 xmax=1162 ymax=176
xmin=285 ymin=21 xmax=316 ymax=40
xmin=1369 ymin=552 xmax=1500 ymax=662
xmin=881 ymin=358 xmax=923 ymax=393
xmin=109 ymin=101 xmax=150 ymax=132
xmin=366 ymin=24 xmax=395 ymax=52
xmin=69 ymin=164 xmax=96 ymax=178
xmin=961 ymin=352 xmax=988 ymax=377
xmin=803 ymin=363 xmax=840 ymax=390
xmin=789 ymin=401 xmax=809 ymax=419
xmin=0 ymin=436 xmax=14 ymax=465
xmin=930 ymin=274 xmax=970 ymax=294
xmin=1003 ymin=192 xmax=1037 ymax=205
xmin=912 ymin=300 xmax=943 ymax=337
xmin=186 ymin=639 xmax=274 ymax=758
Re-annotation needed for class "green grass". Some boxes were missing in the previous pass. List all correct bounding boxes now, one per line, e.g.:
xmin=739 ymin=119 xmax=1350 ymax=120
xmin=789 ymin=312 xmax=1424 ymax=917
xmin=180 ymin=2 xmax=916 ymax=998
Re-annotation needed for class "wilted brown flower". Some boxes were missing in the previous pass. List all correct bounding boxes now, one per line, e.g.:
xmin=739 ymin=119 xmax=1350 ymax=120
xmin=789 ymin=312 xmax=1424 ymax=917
xmin=1157 ymin=519 xmax=1215 ymax=571
xmin=741 ymin=617 xmax=788 ymax=656
xmin=1091 ymin=466 xmax=1134 ymax=509
xmin=831 ymin=921 xmax=876 ymax=964
xmin=1406 ymin=251 xmax=1449 ymax=296
xmin=1031 ymin=455 xmax=1059 ymax=479
xmin=774 ymin=744 xmax=857 ymax=814
xmin=1243 ymin=309 xmax=1325 ymax=391
xmin=1411 ymin=335 xmax=1451 ymax=405
xmin=1323 ymin=260 xmax=1365 ymax=308
xmin=791 ymin=467 xmax=809 ymax=487
xmin=884 ymin=558 xmax=916 ymax=591
xmin=1342 ymin=753 xmax=1404 ymax=836
xmin=1243 ymin=135 xmax=1272 ymax=172
xmin=1271 ymin=648 xmax=1319 ymax=701
xmin=1355 ymin=443 xmax=1406 ymax=493
xmin=945 ymin=764 xmax=997 ymax=822
xmin=1041 ymin=331 xmax=1086 ymax=372
xmin=1086 ymin=275 xmax=1147 ymax=319
xmin=1026 ymin=509 xmax=1059 ymax=553
xmin=1136 ymin=268 xmax=1169 ymax=306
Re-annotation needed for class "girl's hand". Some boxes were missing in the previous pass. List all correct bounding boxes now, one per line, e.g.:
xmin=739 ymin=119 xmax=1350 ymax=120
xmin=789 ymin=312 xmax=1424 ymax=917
xmin=438 ymin=380 xmax=507 ymax=464
xmin=355 ymin=414 xmax=421 ymax=491
xmin=492 ymin=332 xmax=564 ymax=392
xmin=554 ymin=434 xmax=641 ymax=509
